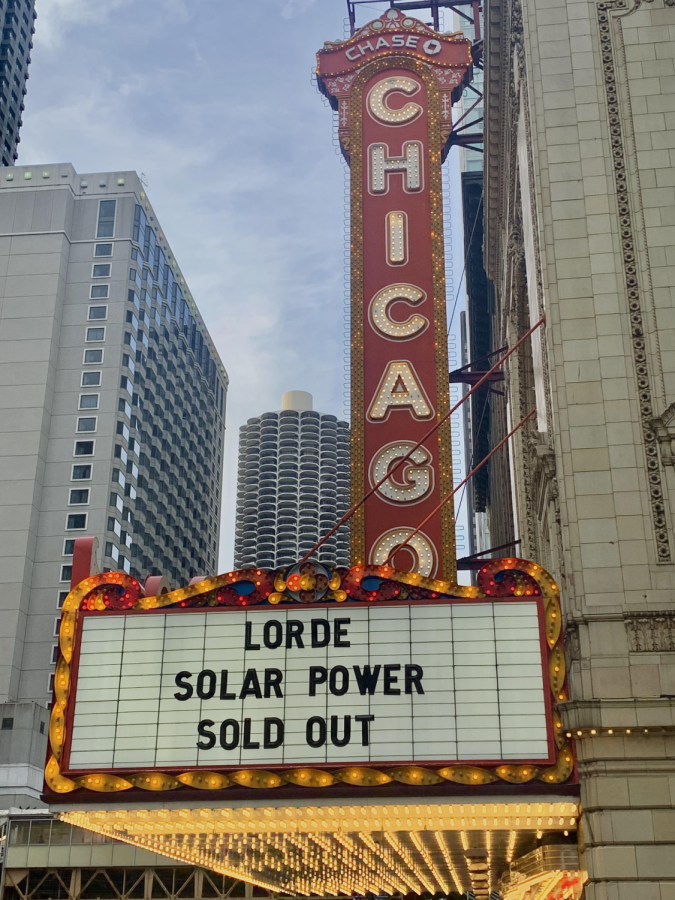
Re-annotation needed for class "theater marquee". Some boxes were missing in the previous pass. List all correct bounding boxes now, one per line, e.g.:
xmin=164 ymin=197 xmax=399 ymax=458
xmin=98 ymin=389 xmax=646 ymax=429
xmin=45 ymin=556 xmax=573 ymax=798
xmin=65 ymin=600 xmax=551 ymax=774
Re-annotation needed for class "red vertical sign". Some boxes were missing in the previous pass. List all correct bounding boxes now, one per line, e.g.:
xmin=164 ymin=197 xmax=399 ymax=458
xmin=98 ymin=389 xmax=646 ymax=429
xmin=318 ymin=10 xmax=471 ymax=580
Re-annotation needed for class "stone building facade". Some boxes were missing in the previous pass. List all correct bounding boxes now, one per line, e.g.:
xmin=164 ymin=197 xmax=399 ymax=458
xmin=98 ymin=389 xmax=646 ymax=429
xmin=483 ymin=0 xmax=675 ymax=893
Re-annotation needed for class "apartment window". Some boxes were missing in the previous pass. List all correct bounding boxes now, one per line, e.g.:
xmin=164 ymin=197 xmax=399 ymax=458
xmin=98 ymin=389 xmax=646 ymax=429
xmin=60 ymin=565 xmax=72 ymax=582
xmin=81 ymin=371 xmax=101 ymax=387
xmin=88 ymin=305 xmax=108 ymax=320
xmin=110 ymin=493 xmax=124 ymax=513
xmin=1 ymin=718 xmax=13 ymax=731
xmin=95 ymin=243 xmax=113 ymax=257
xmin=48 ymin=673 xmax=55 ymax=694
xmin=126 ymin=311 xmax=138 ymax=329
xmin=57 ymin=591 xmax=69 ymax=609
xmin=97 ymin=199 xmax=116 ymax=238
xmin=92 ymin=263 xmax=111 ymax=278
xmin=79 ymin=394 xmax=99 ymax=410
xmin=71 ymin=464 xmax=92 ymax=480
xmin=129 ymin=268 xmax=142 ymax=289
xmin=63 ymin=539 xmax=76 ymax=555
xmin=74 ymin=440 xmax=95 ymax=456
xmin=66 ymin=513 xmax=87 ymax=530
xmin=83 ymin=348 xmax=103 ymax=364
xmin=90 ymin=285 xmax=109 ymax=300
xmin=69 ymin=489 xmax=90 ymax=505
xmin=77 ymin=417 xmax=97 ymax=433
xmin=51 ymin=645 xmax=59 ymax=664
xmin=105 ymin=542 xmax=120 ymax=562
xmin=86 ymin=327 xmax=105 ymax=342
xmin=118 ymin=398 xmax=131 ymax=418
xmin=108 ymin=517 xmax=122 ymax=537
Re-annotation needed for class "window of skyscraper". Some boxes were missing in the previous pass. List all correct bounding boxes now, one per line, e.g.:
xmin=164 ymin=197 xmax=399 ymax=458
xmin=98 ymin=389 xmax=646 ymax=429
xmin=88 ymin=305 xmax=108 ymax=319
xmin=86 ymin=327 xmax=105 ymax=342
xmin=74 ymin=440 xmax=95 ymax=456
xmin=92 ymin=263 xmax=111 ymax=278
xmin=63 ymin=540 xmax=75 ymax=556
xmin=60 ymin=566 xmax=73 ymax=583
xmin=97 ymin=199 xmax=116 ymax=238
xmin=79 ymin=394 xmax=99 ymax=410
xmin=94 ymin=243 xmax=113 ymax=257
xmin=83 ymin=349 xmax=103 ymax=364
xmin=90 ymin=285 xmax=109 ymax=299
xmin=69 ymin=489 xmax=89 ymax=505
xmin=66 ymin=514 xmax=87 ymax=530
xmin=71 ymin=465 xmax=92 ymax=480
xmin=77 ymin=417 xmax=97 ymax=433
xmin=81 ymin=371 xmax=101 ymax=387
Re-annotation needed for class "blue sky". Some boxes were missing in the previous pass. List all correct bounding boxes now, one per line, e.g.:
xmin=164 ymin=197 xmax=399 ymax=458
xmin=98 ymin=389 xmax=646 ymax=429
xmin=20 ymin=0 xmax=467 ymax=571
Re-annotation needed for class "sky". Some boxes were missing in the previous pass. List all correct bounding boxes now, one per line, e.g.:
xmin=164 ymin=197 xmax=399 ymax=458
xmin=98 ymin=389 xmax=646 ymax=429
xmin=19 ymin=0 xmax=468 ymax=571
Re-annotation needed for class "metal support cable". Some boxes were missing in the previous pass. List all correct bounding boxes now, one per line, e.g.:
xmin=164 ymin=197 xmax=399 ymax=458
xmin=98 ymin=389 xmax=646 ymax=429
xmin=385 ymin=408 xmax=536 ymax=565
xmin=298 ymin=316 xmax=545 ymax=565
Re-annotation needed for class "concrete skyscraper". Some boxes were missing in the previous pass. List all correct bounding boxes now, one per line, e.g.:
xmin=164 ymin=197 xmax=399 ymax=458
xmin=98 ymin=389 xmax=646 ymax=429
xmin=0 ymin=164 xmax=227 ymax=807
xmin=234 ymin=391 xmax=350 ymax=569
xmin=0 ymin=0 xmax=36 ymax=166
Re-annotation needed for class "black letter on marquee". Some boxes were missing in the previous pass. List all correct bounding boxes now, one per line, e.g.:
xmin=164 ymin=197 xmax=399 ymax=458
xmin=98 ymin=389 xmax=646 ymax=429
xmin=334 ymin=618 xmax=351 ymax=647
xmin=405 ymin=663 xmax=424 ymax=694
xmin=355 ymin=714 xmax=375 ymax=746
xmin=220 ymin=719 xmax=239 ymax=750
xmin=329 ymin=665 xmax=349 ymax=696
xmin=196 ymin=719 xmax=215 ymax=750
xmin=286 ymin=620 xmax=305 ymax=649
xmin=243 ymin=718 xmax=259 ymax=749
xmin=309 ymin=666 xmax=328 ymax=696
xmin=196 ymin=669 xmax=216 ymax=700
xmin=174 ymin=672 xmax=193 ymax=700
xmin=353 ymin=664 xmax=381 ymax=695
xmin=311 ymin=619 xmax=330 ymax=648
xmin=264 ymin=717 xmax=284 ymax=749
xmin=239 ymin=669 xmax=263 ymax=699
xmin=330 ymin=715 xmax=351 ymax=747
xmin=384 ymin=664 xmax=401 ymax=695
xmin=306 ymin=715 xmax=327 ymax=748
xmin=220 ymin=670 xmax=236 ymax=700
xmin=264 ymin=668 xmax=283 ymax=698
xmin=245 ymin=621 xmax=260 ymax=650
xmin=263 ymin=620 xmax=283 ymax=649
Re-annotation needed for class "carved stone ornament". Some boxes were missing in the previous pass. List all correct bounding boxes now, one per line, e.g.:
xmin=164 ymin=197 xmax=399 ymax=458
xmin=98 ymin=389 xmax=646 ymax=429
xmin=653 ymin=402 xmax=675 ymax=466
xmin=625 ymin=611 xmax=675 ymax=652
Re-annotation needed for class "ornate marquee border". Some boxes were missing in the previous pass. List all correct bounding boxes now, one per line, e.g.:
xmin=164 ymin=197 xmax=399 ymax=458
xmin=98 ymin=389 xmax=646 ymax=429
xmin=45 ymin=558 xmax=573 ymax=798
xmin=346 ymin=55 xmax=456 ymax=579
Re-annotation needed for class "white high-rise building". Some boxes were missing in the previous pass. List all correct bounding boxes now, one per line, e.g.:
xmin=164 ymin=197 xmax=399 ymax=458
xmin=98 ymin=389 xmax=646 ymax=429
xmin=0 ymin=164 xmax=228 ymax=806
xmin=234 ymin=392 xmax=350 ymax=569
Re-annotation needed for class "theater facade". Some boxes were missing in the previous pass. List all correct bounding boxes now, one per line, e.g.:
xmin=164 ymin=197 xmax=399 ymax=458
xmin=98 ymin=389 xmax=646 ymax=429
xmin=40 ymin=9 xmax=595 ymax=900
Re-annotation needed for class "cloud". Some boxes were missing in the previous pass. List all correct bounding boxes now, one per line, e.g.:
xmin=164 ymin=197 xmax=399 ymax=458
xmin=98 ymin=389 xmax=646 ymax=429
xmin=34 ymin=0 xmax=132 ymax=48
xmin=279 ymin=0 xmax=317 ymax=20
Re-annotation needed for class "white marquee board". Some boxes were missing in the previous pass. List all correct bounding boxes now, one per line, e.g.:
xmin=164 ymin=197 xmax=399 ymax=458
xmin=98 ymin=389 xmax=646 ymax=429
xmin=65 ymin=602 xmax=552 ymax=772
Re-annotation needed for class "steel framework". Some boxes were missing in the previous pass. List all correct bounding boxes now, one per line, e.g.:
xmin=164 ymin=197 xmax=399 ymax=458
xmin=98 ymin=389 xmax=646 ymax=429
xmin=345 ymin=0 xmax=484 ymax=153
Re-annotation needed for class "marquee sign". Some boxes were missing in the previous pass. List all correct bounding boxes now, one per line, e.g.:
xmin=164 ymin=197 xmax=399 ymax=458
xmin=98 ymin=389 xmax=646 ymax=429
xmin=317 ymin=10 xmax=472 ymax=580
xmin=65 ymin=601 xmax=550 ymax=773
xmin=45 ymin=558 xmax=573 ymax=799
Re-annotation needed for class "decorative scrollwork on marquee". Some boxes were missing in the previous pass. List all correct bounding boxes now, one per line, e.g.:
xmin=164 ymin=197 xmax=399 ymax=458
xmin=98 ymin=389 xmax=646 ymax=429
xmin=45 ymin=558 xmax=573 ymax=797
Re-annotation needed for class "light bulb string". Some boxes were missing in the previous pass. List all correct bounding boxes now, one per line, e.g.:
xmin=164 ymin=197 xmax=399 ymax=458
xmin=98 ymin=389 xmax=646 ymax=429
xmin=297 ymin=315 xmax=545 ymax=566
xmin=384 ymin=407 xmax=536 ymax=566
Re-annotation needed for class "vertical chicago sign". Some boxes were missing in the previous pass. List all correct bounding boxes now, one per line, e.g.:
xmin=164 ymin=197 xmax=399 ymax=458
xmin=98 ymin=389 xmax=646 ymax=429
xmin=317 ymin=10 xmax=472 ymax=580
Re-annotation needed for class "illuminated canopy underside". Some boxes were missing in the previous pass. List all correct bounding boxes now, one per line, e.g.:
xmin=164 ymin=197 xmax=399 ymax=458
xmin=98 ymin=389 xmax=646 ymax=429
xmin=59 ymin=799 xmax=580 ymax=899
